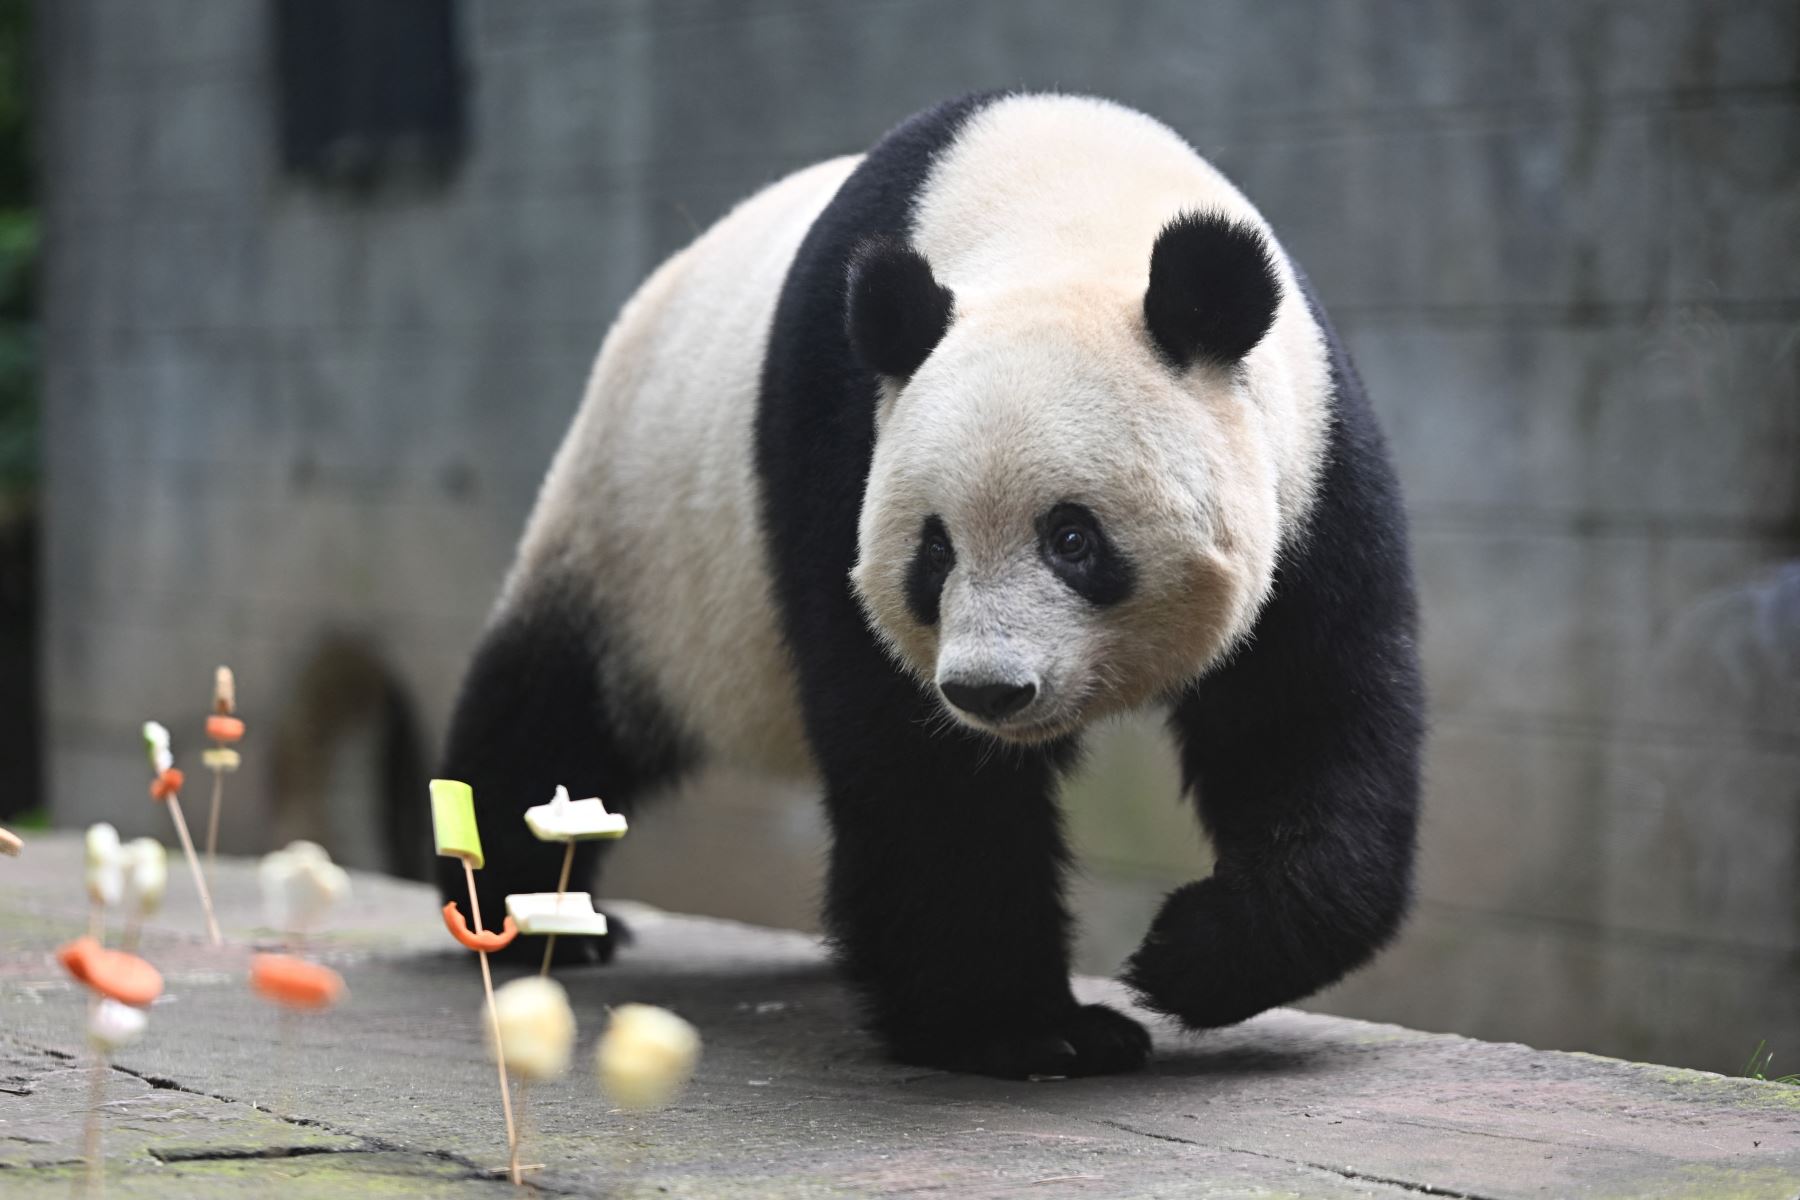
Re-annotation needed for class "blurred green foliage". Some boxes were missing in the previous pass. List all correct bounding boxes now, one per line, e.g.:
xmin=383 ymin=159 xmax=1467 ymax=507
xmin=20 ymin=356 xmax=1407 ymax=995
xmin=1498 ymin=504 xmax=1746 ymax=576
xmin=0 ymin=0 xmax=33 ymax=507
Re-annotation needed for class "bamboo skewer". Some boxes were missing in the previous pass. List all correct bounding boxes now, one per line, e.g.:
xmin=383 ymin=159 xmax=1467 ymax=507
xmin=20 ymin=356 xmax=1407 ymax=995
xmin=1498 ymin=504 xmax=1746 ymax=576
xmin=165 ymin=786 xmax=221 ymax=946
xmin=465 ymin=857 xmax=522 ymax=1186
xmin=83 ymin=1047 xmax=107 ymax=1197
xmin=201 ymin=666 xmax=243 ymax=885
xmin=205 ymin=767 xmax=224 ymax=879
xmin=538 ymin=840 xmax=577 ymax=978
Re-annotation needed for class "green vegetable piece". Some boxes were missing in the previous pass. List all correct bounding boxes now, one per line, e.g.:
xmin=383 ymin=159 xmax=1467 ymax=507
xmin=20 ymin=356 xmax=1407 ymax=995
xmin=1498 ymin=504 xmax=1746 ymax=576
xmin=430 ymin=779 xmax=484 ymax=870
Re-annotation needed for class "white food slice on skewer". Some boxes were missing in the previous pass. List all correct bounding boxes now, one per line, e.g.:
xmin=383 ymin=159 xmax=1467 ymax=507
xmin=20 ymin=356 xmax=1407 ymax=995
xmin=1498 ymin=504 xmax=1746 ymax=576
xmin=524 ymin=785 xmax=628 ymax=842
xmin=85 ymin=823 xmax=124 ymax=908
xmin=121 ymin=838 xmax=168 ymax=915
xmin=258 ymin=840 xmax=352 ymax=930
xmin=505 ymin=891 xmax=611 ymax=937
xmin=88 ymin=999 xmax=148 ymax=1050
xmin=142 ymin=721 xmax=173 ymax=775
xmin=487 ymin=976 xmax=576 ymax=1081
xmin=596 ymin=1003 xmax=701 ymax=1110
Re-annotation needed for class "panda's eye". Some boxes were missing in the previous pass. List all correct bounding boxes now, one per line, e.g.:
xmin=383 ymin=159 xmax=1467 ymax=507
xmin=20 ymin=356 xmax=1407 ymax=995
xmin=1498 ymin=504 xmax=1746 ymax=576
xmin=1051 ymin=526 xmax=1090 ymax=561
xmin=926 ymin=536 xmax=952 ymax=571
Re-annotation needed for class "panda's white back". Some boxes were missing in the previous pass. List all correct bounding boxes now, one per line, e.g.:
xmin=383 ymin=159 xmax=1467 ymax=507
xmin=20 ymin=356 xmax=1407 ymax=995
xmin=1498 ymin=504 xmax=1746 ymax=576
xmin=506 ymin=155 xmax=859 ymax=779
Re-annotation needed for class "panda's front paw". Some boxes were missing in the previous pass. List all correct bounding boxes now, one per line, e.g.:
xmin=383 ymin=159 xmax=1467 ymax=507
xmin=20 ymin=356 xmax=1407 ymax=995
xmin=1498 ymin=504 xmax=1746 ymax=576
xmin=896 ymin=1004 xmax=1151 ymax=1079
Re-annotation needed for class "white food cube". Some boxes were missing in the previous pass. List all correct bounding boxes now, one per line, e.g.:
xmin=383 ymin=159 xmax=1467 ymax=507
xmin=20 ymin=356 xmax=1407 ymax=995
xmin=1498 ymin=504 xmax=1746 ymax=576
xmin=89 ymin=999 xmax=148 ymax=1050
xmin=524 ymin=785 xmax=628 ymax=842
xmin=505 ymin=891 xmax=610 ymax=937
xmin=486 ymin=976 xmax=576 ymax=1081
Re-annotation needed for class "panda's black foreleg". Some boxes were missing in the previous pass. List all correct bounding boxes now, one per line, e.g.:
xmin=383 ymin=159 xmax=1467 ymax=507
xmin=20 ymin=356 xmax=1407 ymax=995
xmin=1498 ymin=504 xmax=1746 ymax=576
xmin=1122 ymin=372 xmax=1424 ymax=1028
xmin=1124 ymin=672 xmax=1421 ymax=1027
xmin=435 ymin=593 xmax=692 ymax=968
xmin=819 ymin=742 xmax=1150 ymax=1079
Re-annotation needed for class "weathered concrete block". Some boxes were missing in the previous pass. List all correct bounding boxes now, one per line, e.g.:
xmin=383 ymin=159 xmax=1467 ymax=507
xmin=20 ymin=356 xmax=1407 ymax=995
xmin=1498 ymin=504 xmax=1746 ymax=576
xmin=1416 ymin=722 xmax=1607 ymax=925
xmin=1221 ymin=111 xmax=1660 ymax=310
xmin=1315 ymin=901 xmax=1800 ymax=1073
xmin=1349 ymin=316 xmax=1800 ymax=525
xmin=81 ymin=0 xmax=264 ymax=70
xmin=1416 ymin=527 xmax=1796 ymax=726
xmin=1669 ymin=100 xmax=1800 ymax=303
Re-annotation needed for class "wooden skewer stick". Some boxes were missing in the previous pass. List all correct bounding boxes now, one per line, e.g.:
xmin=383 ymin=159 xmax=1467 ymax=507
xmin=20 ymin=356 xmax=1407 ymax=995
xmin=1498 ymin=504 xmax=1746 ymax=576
xmin=84 ymin=1043 xmax=107 ymax=1197
xmin=202 ymin=666 xmax=242 ymax=883
xmin=464 ymin=857 xmax=521 ymax=1187
xmin=205 ymin=766 xmax=224 ymax=881
xmin=165 ymin=788 xmax=221 ymax=947
xmin=538 ymin=840 xmax=577 ymax=978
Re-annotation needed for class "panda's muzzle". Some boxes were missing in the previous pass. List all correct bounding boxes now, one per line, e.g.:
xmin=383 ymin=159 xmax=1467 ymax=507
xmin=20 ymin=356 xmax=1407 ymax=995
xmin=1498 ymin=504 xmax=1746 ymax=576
xmin=940 ymin=677 xmax=1038 ymax=722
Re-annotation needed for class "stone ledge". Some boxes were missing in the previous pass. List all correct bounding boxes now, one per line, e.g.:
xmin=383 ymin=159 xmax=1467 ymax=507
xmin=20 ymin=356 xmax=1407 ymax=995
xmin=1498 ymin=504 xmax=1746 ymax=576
xmin=2 ymin=834 xmax=1795 ymax=1198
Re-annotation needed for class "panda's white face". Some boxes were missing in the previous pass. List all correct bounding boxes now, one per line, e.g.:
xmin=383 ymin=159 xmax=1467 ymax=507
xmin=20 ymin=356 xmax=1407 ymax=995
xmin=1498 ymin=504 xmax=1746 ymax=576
xmin=851 ymin=286 xmax=1284 ymax=743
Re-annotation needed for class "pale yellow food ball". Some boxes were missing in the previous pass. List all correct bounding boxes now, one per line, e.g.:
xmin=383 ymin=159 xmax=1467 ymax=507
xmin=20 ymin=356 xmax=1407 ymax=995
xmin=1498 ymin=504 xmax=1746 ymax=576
xmin=595 ymin=1003 xmax=700 ymax=1109
xmin=486 ymin=976 xmax=576 ymax=1081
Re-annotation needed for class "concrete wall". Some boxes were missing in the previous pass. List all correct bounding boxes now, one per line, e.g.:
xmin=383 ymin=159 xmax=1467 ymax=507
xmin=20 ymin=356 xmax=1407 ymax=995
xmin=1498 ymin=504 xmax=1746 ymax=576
xmin=39 ymin=0 xmax=1798 ymax=1073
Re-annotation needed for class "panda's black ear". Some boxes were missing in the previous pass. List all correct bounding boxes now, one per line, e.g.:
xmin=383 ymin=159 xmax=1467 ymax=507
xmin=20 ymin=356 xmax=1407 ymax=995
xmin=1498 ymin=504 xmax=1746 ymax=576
xmin=1144 ymin=212 xmax=1281 ymax=369
xmin=846 ymin=237 xmax=955 ymax=380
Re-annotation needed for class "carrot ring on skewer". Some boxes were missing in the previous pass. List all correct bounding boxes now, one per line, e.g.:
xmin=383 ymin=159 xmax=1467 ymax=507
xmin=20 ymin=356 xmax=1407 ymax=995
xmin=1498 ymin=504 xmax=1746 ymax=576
xmin=441 ymin=902 xmax=518 ymax=952
xmin=249 ymin=953 xmax=345 ymax=1010
xmin=58 ymin=937 xmax=164 ymax=1007
xmin=205 ymin=715 xmax=245 ymax=743
xmin=149 ymin=767 xmax=184 ymax=801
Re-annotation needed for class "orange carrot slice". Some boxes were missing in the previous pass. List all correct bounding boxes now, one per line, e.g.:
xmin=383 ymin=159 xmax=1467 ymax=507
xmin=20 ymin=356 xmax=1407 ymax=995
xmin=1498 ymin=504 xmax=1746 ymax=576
xmin=206 ymin=715 xmax=245 ymax=743
xmin=57 ymin=937 xmax=163 ymax=1007
xmin=249 ymin=954 xmax=345 ymax=1010
xmin=149 ymin=767 xmax=184 ymax=801
xmin=441 ymin=902 xmax=518 ymax=952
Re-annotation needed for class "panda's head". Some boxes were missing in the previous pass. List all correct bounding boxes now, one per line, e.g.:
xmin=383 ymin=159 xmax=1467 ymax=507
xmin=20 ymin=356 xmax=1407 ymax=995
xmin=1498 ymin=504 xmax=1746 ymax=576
xmin=847 ymin=213 xmax=1290 ymax=743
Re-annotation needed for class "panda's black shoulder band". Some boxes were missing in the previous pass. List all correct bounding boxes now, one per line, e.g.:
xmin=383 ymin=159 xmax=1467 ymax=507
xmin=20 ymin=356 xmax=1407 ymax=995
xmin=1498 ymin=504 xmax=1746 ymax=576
xmin=1144 ymin=212 xmax=1280 ymax=369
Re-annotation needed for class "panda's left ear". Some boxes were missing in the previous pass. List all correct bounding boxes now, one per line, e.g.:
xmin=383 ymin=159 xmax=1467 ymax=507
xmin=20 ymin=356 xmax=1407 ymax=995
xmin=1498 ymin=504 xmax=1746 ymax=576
xmin=1144 ymin=212 xmax=1281 ymax=369
xmin=845 ymin=237 xmax=955 ymax=381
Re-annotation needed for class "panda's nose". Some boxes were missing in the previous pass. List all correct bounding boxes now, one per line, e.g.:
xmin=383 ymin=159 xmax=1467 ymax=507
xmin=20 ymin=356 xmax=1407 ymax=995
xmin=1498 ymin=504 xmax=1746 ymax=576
xmin=940 ymin=678 xmax=1038 ymax=721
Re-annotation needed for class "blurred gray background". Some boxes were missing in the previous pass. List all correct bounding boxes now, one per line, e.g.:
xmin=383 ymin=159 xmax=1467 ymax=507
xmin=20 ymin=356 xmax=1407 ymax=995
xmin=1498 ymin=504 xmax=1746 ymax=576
xmin=30 ymin=1 xmax=1798 ymax=1075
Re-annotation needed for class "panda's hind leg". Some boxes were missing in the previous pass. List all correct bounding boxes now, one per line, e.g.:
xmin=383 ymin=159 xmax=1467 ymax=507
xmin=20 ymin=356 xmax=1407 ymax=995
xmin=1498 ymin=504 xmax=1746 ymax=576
xmin=434 ymin=587 xmax=695 ymax=968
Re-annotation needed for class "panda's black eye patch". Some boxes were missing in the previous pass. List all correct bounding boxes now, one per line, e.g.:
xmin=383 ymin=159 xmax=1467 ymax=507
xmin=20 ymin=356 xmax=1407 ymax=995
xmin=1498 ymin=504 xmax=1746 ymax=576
xmin=1038 ymin=502 xmax=1133 ymax=606
xmin=905 ymin=515 xmax=954 ymax=626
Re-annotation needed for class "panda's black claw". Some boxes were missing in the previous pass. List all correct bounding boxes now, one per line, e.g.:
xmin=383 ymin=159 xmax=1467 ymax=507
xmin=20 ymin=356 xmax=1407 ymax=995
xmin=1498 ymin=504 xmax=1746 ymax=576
xmin=893 ymin=1003 xmax=1151 ymax=1079
xmin=1061 ymin=1003 xmax=1154 ymax=1076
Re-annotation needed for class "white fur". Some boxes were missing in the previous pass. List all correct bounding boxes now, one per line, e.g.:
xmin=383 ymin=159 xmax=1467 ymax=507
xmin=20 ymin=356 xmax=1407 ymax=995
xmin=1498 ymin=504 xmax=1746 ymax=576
xmin=508 ymin=157 xmax=859 ymax=778
xmin=853 ymin=95 xmax=1330 ymax=740
xmin=507 ymin=94 xmax=1331 ymax=768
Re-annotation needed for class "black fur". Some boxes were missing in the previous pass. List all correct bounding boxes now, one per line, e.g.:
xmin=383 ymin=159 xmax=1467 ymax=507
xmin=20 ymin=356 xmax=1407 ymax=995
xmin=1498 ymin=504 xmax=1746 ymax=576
xmin=1144 ymin=212 xmax=1281 ymax=368
xmin=903 ymin=515 xmax=953 ymax=626
xmin=1037 ymin=501 xmax=1135 ymax=607
xmin=435 ymin=582 xmax=695 ymax=967
xmin=845 ymin=236 xmax=955 ymax=380
xmin=440 ymin=92 xmax=1421 ymax=1081
xmin=757 ymin=92 xmax=1148 ymax=1078
xmin=755 ymin=94 xmax=1419 ymax=1075
xmin=1123 ymin=269 xmax=1423 ymax=1026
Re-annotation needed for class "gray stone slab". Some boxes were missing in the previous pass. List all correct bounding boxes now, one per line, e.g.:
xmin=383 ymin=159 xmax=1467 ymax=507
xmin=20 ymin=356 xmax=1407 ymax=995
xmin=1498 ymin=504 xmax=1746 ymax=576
xmin=1414 ymin=526 xmax=1798 ymax=728
xmin=3 ymin=835 xmax=1797 ymax=1198
xmin=1669 ymin=100 xmax=1800 ymax=304
xmin=1418 ymin=718 xmax=1799 ymax=950
xmin=1221 ymin=110 xmax=1661 ymax=311
xmin=1318 ymin=897 xmax=1800 ymax=1081
xmin=1350 ymin=317 xmax=1800 ymax=527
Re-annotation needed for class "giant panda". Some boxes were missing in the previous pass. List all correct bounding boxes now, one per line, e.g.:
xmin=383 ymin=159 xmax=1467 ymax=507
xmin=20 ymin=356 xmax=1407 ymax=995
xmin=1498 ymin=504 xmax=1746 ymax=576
xmin=435 ymin=92 xmax=1423 ymax=1079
